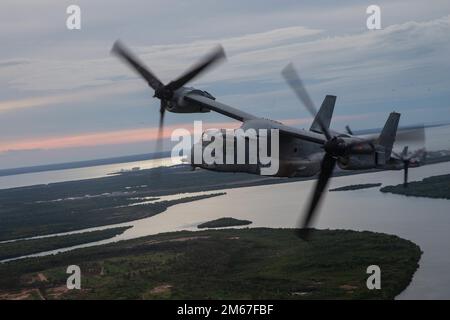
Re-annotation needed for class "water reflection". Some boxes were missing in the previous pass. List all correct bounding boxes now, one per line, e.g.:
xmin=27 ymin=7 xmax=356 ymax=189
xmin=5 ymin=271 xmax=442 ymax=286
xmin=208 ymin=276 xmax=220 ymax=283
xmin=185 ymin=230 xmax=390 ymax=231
xmin=0 ymin=157 xmax=182 ymax=190
xmin=3 ymin=161 xmax=450 ymax=299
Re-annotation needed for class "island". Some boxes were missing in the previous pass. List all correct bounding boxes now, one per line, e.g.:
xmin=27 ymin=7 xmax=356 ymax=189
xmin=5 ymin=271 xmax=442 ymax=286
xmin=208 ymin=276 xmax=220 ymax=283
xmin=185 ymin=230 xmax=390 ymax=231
xmin=330 ymin=183 xmax=382 ymax=192
xmin=197 ymin=217 xmax=252 ymax=229
xmin=380 ymin=174 xmax=450 ymax=199
xmin=0 ymin=228 xmax=421 ymax=300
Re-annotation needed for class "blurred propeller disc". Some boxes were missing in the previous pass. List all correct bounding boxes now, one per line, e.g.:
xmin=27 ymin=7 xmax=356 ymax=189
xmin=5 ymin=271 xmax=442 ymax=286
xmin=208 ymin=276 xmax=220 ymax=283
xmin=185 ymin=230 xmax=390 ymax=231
xmin=111 ymin=40 xmax=226 ymax=174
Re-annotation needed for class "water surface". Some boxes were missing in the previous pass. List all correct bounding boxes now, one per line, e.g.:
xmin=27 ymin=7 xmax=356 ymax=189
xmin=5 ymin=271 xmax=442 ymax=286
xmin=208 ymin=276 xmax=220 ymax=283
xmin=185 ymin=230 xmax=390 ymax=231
xmin=3 ymin=162 xmax=450 ymax=299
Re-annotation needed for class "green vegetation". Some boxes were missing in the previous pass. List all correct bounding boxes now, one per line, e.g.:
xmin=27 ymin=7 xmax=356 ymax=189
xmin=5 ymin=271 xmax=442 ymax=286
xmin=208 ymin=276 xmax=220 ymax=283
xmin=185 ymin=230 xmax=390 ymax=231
xmin=0 ymin=192 xmax=225 ymax=241
xmin=0 ymin=161 xmax=387 ymax=242
xmin=197 ymin=217 xmax=252 ymax=229
xmin=381 ymin=174 xmax=450 ymax=199
xmin=330 ymin=183 xmax=382 ymax=192
xmin=2 ymin=158 xmax=449 ymax=242
xmin=0 ymin=228 xmax=421 ymax=300
xmin=0 ymin=227 xmax=131 ymax=261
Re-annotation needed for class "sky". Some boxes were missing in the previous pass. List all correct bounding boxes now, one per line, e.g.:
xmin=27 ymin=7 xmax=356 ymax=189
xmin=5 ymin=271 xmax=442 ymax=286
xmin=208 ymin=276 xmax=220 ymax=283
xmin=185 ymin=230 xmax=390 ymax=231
xmin=0 ymin=0 xmax=450 ymax=168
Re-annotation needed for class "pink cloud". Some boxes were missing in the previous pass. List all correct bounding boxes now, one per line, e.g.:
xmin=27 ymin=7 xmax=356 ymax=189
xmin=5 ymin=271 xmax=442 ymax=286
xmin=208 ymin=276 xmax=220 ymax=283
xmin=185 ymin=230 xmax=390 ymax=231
xmin=0 ymin=121 xmax=241 ymax=153
xmin=0 ymin=114 xmax=370 ymax=153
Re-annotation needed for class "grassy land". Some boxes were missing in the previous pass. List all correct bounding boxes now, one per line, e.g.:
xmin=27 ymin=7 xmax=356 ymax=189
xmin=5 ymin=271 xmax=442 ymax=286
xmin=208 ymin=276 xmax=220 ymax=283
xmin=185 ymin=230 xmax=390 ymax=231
xmin=2 ymin=157 xmax=449 ymax=242
xmin=0 ymin=227 xmax=131 ymax=261
xmin=0 ymin=192 xmax=224 ymax=241
xmin=0 ymin=163 xmax=292 ymax=240
xmin=0 ymin=228 xmax=421 ymax=300
xmin=330 ymin=183 xmax=382 ymax=192
xmin=380 ymin=174 xmax=450 ymax=199
xmin=197 ymin=217 xmax=252 ymax=229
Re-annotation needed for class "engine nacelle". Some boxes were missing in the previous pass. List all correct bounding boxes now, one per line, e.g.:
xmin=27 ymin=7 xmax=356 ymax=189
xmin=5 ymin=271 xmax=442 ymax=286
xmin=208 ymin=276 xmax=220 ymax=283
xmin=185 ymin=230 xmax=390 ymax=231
xmin=338 ymin=146 xmax=389 ymax=170
xmin=166 ymin=88 xmax=213 ymax=113
xmin=338 ymin=154 xmax=376 ymax=170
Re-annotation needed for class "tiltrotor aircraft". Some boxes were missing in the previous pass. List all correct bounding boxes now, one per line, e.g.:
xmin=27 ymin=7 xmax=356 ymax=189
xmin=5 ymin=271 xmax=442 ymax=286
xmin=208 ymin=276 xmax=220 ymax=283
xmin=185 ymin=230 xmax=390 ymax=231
xmin=112 ymin=41 xmax=424 ymax=239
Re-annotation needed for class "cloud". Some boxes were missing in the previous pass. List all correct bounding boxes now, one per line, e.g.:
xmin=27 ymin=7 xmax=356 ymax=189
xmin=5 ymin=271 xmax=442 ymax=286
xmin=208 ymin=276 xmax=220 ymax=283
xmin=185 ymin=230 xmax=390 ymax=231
xmin=0 ymin=60 xmax=29 ymax=68
xmin=1 ymin=15 xmax=450 ymax=146
xmin=0 ymin=25 xmax=322 ymax=92
xmin=3 ymin=15 xmax=450 ymax=99
xmin=0 ymin=14 xmax=448 ymax=119
xmin=0 ymin=82 xmax=143 ymax=113
xmin=1 ymin=2 xmax=450 ymax=167
xmin=0 ymin=113 xmax=372 ymax=153
xmin=0 ymin=121 xmax=241 ymax=153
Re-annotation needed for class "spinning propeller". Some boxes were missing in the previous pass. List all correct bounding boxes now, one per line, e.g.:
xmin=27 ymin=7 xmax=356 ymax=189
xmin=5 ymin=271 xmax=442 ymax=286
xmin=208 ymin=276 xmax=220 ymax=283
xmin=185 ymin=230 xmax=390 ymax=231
xmin=391 ymin=146 xmax=426 ymax=188
xmin=345 ymin=125 xmax=354 ymax=135
xmin=111 ymin=41 xmax=226 ymax=152
xmin=282 ymin=63 xmax=374 ymax=240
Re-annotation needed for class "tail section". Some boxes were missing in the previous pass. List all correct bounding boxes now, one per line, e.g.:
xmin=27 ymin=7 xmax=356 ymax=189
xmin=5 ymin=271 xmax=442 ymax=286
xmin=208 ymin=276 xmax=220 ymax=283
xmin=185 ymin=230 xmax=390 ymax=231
xmin=378 ymin=112 xmax=400 ymax=158
xmin=310 ymin=95 xmax=336 ymax=134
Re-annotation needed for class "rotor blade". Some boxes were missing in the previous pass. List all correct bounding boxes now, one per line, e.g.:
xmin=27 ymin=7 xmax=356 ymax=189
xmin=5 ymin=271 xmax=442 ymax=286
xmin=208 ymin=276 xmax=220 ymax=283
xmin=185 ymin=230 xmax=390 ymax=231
xmin=297 ymin=153 xmax=336 ymax=240
xmin=111 ymin=40 xmax=163 ymax=90
xmin=166 ymin=45 xmax=226 ymax=91
xmin=282 ymin=63 xmax=332 ymax=140
xmin=402 ymin=146 xmax=409 ymax=157
xmin=345 ymin=125 xmax=354 ymax=135
xmin=357 ymin=125 xmax=425 ymax=147
xmin=156 ymin=100 xmax=166 ymax=153
xmin=149 ymin=101 xmax=166 ymax=180
xmin=403 ymin=161 xmax=409 ymax=188
xmin=396 ymin=125 xmax=425 ymax=145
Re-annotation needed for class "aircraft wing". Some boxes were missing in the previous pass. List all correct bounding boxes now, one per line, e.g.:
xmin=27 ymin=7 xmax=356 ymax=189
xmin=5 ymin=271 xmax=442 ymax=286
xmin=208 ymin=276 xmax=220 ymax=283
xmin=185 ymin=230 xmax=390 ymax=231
xmin=184 ymin=93 xmax=258 ymax=122
xmin=353 ymin=122 xmax=450 ymax=136
xmin=275 ymin=123 xmax=327 ymax=144
xmin=185 ymin=93 xmax=327 ymax=145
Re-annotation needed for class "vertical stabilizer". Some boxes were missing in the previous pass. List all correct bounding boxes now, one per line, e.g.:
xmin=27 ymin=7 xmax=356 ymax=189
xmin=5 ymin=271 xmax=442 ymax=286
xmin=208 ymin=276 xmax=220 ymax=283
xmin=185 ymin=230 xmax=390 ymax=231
xmin=378 ymin=112 xmax=400 ymax=158
xmin=310 ymin=95 xmax=336 ymax=133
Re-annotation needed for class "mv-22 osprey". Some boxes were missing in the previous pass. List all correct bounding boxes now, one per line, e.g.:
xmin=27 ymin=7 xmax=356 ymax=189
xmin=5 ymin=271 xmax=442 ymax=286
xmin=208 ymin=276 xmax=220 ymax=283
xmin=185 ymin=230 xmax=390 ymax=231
xmin=112 ymin=42 xmax=421 ymax=238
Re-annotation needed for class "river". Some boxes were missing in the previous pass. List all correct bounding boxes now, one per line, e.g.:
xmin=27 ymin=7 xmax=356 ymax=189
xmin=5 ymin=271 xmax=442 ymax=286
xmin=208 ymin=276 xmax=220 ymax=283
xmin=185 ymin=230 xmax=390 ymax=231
xmin=1 ymin=161 xmax=449 ymax=299
xmin=1 ymin=125 xmax=450 ymax=299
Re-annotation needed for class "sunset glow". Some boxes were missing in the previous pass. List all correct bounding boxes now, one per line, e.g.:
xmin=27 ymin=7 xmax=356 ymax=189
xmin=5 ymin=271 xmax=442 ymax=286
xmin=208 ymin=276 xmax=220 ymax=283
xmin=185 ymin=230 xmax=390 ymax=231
xmin=0 ymin=114 xmax=369 ymax=153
